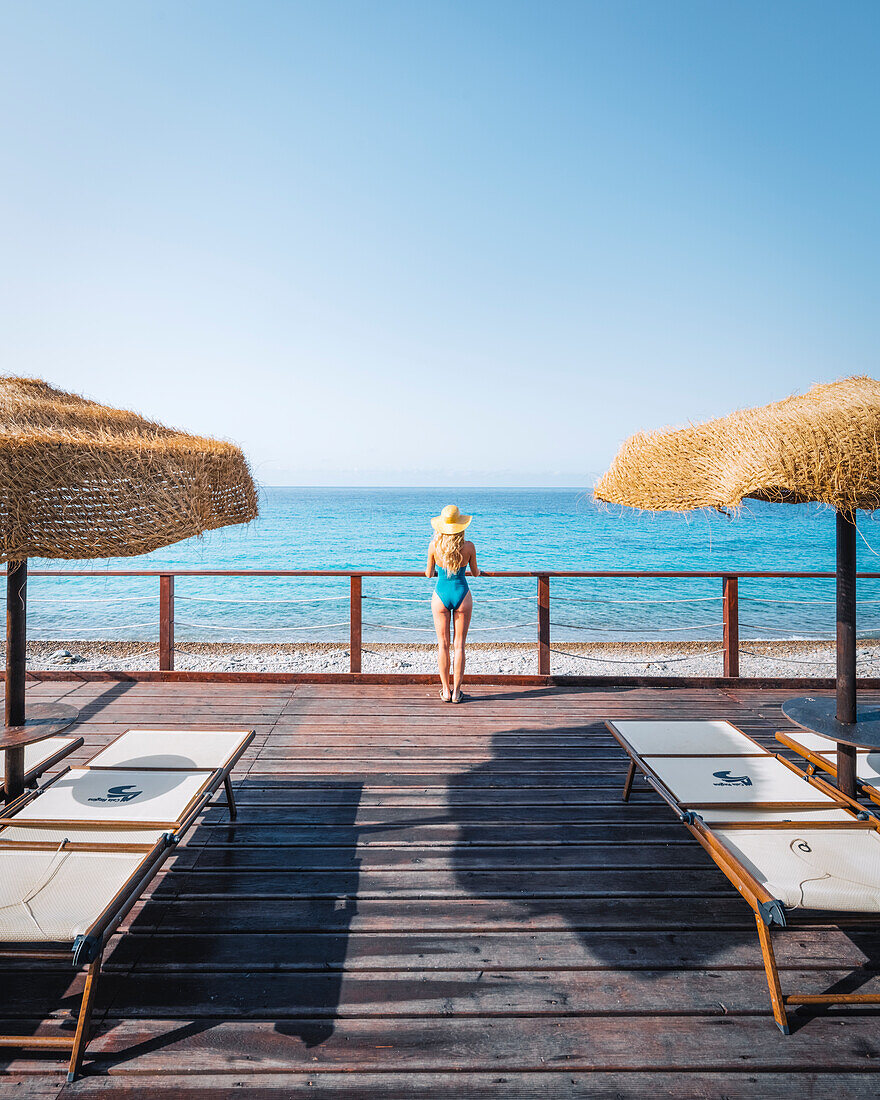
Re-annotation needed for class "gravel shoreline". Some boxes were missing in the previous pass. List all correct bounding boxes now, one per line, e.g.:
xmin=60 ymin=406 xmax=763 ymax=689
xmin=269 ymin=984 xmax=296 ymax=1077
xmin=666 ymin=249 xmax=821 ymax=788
xmin=25 ymin=639 xmax=880 ymax=677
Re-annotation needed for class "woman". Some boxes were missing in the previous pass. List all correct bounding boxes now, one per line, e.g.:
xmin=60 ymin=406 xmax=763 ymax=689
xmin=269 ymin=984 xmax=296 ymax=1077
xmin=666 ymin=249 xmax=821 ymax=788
xmin=426 ymin=504 xmax=479 ymax=703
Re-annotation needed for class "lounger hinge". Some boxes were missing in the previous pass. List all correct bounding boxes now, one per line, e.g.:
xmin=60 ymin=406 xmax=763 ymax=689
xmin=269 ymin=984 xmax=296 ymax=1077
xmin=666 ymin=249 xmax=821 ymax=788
xmin=680 ymin=810 xmax=701 ymax=825
xmin=758 ymin=899 xmax=786 ymax=928
xmin=72 ymin=935 xmax=99 ymax=967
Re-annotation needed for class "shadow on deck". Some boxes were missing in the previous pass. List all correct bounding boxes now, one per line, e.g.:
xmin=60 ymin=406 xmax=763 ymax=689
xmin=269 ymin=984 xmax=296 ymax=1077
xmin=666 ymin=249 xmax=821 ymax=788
xmin=5 ymin=681 xmax=880 ymax=1098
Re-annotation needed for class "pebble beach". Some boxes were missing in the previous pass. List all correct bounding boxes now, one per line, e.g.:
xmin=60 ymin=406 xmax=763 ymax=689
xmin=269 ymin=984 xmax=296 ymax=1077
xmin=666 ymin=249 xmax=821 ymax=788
xmin=25 ymin=639 xmax=880 ymax=677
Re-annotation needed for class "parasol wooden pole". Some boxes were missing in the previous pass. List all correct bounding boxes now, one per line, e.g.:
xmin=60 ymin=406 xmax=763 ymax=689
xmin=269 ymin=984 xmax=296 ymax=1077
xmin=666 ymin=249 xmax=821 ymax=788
xmin=5 ymin=559 xmax=27 ymax=799
xmin=5 ymin=559 xmax=27 ymax=729
xmin=836 ymin=511 xmax=857 ymax=796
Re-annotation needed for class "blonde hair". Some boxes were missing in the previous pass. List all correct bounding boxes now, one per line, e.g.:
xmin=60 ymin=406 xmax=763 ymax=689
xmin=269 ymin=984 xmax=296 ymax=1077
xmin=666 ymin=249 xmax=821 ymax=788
xmin=434 ymin=531 xmax=465 ymax=574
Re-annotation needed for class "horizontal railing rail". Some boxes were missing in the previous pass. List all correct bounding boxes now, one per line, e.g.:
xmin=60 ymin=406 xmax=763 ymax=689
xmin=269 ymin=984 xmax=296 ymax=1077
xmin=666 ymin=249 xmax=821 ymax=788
xmin=16 ymin=568 xmax=880 ymax=678
xmin=27 ymin=570 xmax=880 ymax=577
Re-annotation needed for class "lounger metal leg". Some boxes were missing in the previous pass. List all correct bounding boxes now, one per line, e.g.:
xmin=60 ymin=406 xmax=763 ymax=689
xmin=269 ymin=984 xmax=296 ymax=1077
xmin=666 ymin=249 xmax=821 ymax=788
xmin=224 ymin=774 xmax=237 ymax=820
xmin=622 ymin=760 xmax=636 ymax=802
xmin=754 ymin=913 xmax=789 ymax=1034
xmin=67 ymin=951 xmax=103 ymax=1082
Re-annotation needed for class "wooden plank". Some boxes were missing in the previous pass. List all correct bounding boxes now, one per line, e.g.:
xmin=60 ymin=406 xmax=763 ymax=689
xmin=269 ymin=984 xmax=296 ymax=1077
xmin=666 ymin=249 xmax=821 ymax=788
xmin=107 ymin=927 xmax=880 ymax=972
xmin=20 ymin=670 xmax=880 ymax=688
xmin=123 ymin=896 xmax=831 ymax=932
xmin=186 ymin=843 xmax=711 ymax=871
xmin=153 ymin=867 xmax=728 ymax=898
xmin=0 ymin=1076 xmax=66 ymax=1099
xmin=188 ymin=822 xmax=692 ymax=845
xmin=93 ymin=968 xmax=880 ymax=1018
xmin=194 ymin=804 xmax=687 ymax=825
xmin=57 ymin=1016 xmax=880 ymax=1072
xmin=42 ymin=1071 xmax=880 ymax=1099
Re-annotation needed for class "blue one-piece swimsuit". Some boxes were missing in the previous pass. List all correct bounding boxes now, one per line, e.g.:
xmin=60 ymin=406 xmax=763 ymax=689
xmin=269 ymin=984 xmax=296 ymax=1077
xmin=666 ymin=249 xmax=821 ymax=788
xmin=435 ymin=565 xmax=469 ymax=611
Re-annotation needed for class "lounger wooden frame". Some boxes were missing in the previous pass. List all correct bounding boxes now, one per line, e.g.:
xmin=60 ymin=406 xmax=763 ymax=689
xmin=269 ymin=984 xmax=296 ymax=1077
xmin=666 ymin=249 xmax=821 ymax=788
xmin=606 ymin=719 xmax=880 ymax=1034
xmin=0 ymin=736 xmax=84 ymax=801
xmin=0 ymin=726 xmax=254 ymax=1081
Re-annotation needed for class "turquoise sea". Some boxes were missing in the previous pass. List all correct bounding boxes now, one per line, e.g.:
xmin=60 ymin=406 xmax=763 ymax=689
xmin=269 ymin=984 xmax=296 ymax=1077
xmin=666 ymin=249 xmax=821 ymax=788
xmin=21 ymin=487 xmax=880 ymax=643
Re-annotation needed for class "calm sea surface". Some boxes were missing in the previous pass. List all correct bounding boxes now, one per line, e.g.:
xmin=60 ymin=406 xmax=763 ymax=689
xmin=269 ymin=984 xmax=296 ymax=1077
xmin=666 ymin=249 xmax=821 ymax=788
xmin=21 ymin=487 xmax=880 ymax=643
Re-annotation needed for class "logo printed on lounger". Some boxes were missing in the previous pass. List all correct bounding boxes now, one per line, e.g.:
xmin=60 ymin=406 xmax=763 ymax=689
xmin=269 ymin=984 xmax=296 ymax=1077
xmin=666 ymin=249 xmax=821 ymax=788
xmin=712 ymin=770 xmax=752 ymax=787
xmin=87 ymin=784 xmax=142 ymax=803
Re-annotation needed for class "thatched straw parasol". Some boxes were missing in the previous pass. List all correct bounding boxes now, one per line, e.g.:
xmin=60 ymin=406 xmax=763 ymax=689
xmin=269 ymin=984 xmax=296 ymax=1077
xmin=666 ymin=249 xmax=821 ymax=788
xmin=0 ymin=377 xmax=258 ymax=797
xmin=595 ymin=376 xmax=880 ymax=798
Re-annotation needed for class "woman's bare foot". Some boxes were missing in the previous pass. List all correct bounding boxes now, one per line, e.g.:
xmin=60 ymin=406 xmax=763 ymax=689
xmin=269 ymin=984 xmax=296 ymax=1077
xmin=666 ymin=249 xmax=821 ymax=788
xmin=440 ymin=688 xmax=451 ymax=702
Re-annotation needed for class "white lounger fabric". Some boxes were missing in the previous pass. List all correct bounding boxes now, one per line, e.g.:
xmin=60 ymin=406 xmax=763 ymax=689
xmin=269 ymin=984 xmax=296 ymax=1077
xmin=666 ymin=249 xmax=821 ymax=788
xmin=643 ymin=754 xmax=836 ymax=807
xmin=699 ymin=806 xmax=854 ymax=823
xmin=0 ymin=823 xmax=168 ymax=845
xmin=609 ymin=720 xmax=768 ymax=756
xmin=14 ymin=768 xmax=212 ymax=824
xmin=716 ymin=827 xmax=880 ymax=912
xmin=852 ymin=755 xmax=880 ymax=787
xmin=88 ymin=729 xmax=250 ymax=771
xmin=0 ymin=737 xmax=80 ymax=780
xmin=783 ymin=730 xmax=840 ymax=753
xmin=0 ymin=847 xmax=148 ymax=941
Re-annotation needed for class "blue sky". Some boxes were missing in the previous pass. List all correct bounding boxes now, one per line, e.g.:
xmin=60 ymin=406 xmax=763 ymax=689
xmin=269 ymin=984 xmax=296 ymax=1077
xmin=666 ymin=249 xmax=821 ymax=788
xmin=1 ymin=1 xmax=878 ymax=486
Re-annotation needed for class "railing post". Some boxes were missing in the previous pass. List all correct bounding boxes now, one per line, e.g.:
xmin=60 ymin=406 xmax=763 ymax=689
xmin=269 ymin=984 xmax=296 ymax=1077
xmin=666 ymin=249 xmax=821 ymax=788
xmin=722 ymin=574 xmax=739 ymax=678
xmin=538 ymin=574 xmax=550 ymax=676
xmin=350 ymin=575 xmax=362 ymax=674
xmin=159 ymin=574 xmax=174 ymax=672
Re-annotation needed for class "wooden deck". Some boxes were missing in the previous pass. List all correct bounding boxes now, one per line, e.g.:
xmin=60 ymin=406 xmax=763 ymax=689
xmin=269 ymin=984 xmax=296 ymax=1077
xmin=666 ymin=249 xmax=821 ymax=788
xmin=7 ymin=680 xmax=880 ymax=1098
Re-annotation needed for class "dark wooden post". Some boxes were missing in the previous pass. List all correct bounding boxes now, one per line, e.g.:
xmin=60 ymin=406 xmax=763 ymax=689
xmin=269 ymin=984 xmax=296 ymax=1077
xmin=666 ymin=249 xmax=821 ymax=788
xmin=5 ymin=560 xmax=27 ymax=798
xmin=836 ymin=510 xmax=857 ymax=724
xmin=350 ymin=575 xmax=362 ymax=674
xmin=6 ymin=560 xmax=27 ymax=728
xmin=159 ymin=574 xmax=174 ymax=672
xmin=722 ymin=575 xmax=739 ymax=679
xmin=538 ymin=574 xmax=550 ymax=676
xmin=836 ymin=510 xmax=858 ymax=796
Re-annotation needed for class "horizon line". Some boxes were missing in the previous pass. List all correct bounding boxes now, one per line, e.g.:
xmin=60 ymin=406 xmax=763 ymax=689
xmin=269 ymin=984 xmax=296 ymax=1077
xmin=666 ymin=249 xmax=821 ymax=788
xmin=257 ymin=484 xmax=596 ymax=491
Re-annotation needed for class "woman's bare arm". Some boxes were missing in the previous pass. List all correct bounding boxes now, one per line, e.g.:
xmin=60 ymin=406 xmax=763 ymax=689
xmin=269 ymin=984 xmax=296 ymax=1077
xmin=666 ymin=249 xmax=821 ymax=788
xmin=425 ymin=541 xmax=436 ymax=578
xmin=468 ymin=541 xmax=480 ymax=577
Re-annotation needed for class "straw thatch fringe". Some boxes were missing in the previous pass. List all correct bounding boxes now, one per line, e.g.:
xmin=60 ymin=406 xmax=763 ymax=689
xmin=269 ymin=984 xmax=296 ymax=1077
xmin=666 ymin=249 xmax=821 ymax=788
xmin=0 ymin=377 xmax=258 ymax=562
xmin=594 ymin=377 xmax=880 ymax=516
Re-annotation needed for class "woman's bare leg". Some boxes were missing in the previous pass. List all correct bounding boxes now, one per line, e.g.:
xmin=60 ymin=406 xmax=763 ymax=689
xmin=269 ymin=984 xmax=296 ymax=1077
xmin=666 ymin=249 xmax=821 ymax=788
xmin=431 ymin=593 xmax=452 ymax=700
xmin=451 ymin=591 xmax=473 ymax=701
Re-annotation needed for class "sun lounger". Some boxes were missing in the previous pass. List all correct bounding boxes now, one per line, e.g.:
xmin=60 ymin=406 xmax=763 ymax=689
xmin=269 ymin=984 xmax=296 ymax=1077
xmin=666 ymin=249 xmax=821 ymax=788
xmin=777 ymin=729 xmax=880 ymax=809
xmin=0 ymin=735 xmax=84 ymax=800
xmin=606 ymin=718 xmax=880 ymax=1032
xmin=0 ymin=727 xmax=253 ymax=1080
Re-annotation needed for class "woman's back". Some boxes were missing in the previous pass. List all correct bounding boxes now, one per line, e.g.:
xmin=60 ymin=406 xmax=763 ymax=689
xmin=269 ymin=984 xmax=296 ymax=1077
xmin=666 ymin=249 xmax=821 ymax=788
xmin=436 ymin=563 xmax=466 ymax=580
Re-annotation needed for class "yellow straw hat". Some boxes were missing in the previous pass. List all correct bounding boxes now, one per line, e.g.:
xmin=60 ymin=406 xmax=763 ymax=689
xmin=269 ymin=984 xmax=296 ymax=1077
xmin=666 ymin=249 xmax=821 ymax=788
xmin=431 ymin=504 xmax=472 ymax=534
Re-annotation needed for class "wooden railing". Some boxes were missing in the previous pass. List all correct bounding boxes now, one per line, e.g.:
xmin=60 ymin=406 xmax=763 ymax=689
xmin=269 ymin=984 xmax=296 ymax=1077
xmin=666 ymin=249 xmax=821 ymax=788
xmin=24 ymin=568 xmax=880 ymax=678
